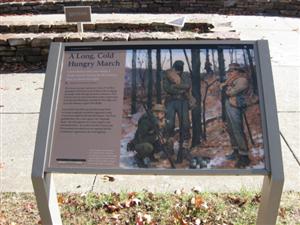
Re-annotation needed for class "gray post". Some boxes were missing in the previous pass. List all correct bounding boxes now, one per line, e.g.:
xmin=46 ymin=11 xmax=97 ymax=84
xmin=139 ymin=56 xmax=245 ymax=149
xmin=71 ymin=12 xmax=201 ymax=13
xmin=32 ymin=173 xmax=62 ymax=225
xmin=31 ymin=43 xmax=63 ymax=225
xmin=256 ymin=40 xmax=284 ymax=225
xmin=257 ymin=175 xmax=284 ymax=225
xmin=77 ymin=22 xmax=84 ymax=33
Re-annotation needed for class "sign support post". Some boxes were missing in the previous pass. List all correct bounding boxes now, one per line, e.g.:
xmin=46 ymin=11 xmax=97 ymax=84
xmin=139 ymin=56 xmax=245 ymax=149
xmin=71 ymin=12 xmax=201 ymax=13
xmin=77 ymin=22 xmax=84 ymax=33
xmin=32 ymin=173 xmax=62 ymax=225
xmin=257 ymin=175 xmax=284 ymax=225
xmin=255 ymin=40 xmax=284 ymax=225
xmin=32 ymin=42 xmax=63 ymax=225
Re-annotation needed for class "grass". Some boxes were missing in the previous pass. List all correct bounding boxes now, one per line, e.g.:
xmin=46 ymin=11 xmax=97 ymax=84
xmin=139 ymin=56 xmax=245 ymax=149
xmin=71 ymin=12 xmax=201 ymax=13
xmin=0 ymin=191 xmax=299 ymax=225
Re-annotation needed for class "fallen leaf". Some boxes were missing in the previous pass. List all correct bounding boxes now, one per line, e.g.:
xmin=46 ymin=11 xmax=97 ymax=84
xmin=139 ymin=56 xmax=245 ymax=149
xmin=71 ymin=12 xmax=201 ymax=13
xmin=279 ymin=207 xmax=286 ymax=219
xmin=102 ymin=175 xmax=115 ymax=182
xmin=57 ymin=195 xmax=64 ymax=204
xmin=135 ymin=212 xmax=144 ymax=225
xmin=195 ymin=195 xmax=204 ymax=208
xmin=128 ymin=192 xmax=137 ymax=199
xmin=104 ymin=204 xmax=119 ymax=213
xmin=174 ymin=188 xmax=184 ymax=195
xmin=251 ymin=194 xmax=261 ymax=204
xmin=191 ymin=195 xmax=204 ymax=209
xmin=192 ymin=186 xmax=202 ymax=193
xmin=131 ymin=198 xmax=141 ymax=206
xmin=143 ymin=214 xmax=152 ymax=223
xmin=227 ymin=195 xmax=247 ymax=207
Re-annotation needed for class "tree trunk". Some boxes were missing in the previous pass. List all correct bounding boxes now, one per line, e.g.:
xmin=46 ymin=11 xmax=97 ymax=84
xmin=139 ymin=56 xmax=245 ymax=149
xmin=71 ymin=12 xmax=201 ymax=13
xmin=229 ymin=49 xmax=234 ymax=63
xmin=243 ymin=49 xmax=248 ymax=67
xmin=169 ymin=49 xmax=173 ymax=68
xmin=156 ymin=49 xmax=162 ymax=104
xmin=217 ymin=48 xmax=226 ymax=121
xmin=131 ymin=49 xmax=137 ymax=114
xmin=246 ymin=47 xmax=258 ymax=94
xmin=211 ymin=49 xmax=217 ymax=73
xmin=147 ymin=49 xmax=153 ymax=109
xmin=191 ymin=48 xmax=202 ymax=147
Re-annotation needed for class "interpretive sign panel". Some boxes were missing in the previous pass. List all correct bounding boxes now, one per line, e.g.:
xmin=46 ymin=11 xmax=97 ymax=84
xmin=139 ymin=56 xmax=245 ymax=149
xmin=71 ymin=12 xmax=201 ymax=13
xmin=64 ymin=6 xmax=91 ymax=23
xmin=32 ymin=41 xmax=284 ymax=225
xmin=50 ymin=49 xmax=125 ymax=169
xmin=45 ymin=41 xmax=271 ymax=173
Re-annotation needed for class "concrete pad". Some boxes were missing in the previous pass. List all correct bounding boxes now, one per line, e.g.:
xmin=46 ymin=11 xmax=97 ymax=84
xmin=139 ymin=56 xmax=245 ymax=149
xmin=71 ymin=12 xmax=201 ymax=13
xmin=231 ymin=16 xmax=300 ymax=67
xmin=281 ymin=137 xmax=300 ymax=190
xmin=273 ymin=66 xmax=300 ymax=112
xmin=278 ymin=113 xmax=300 ymax=161
xmin=0 ymin=73 xmax=44 ymax=113
xmin=232 ymin=16 xmax=300 ymax=32
xmin=1 ymin=114 xmax=38 ymax=192
xmin=53 ymin=174 xmax=97 ymax=193
xmin=90 ymin=174 xmax=263 ymax=193
xmin=0 ymin=114 xmax=96 ymax=192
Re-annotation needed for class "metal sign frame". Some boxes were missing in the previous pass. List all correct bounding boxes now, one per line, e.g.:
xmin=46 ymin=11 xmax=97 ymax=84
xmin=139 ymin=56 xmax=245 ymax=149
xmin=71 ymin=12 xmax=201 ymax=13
xmin=32 ymin=40 xmax=283 ymax=225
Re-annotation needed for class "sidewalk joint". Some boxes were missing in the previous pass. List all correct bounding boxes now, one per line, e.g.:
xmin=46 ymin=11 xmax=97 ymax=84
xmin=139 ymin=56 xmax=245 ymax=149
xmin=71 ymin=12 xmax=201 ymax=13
xmin=280 ymin=130 xmax=300 ymax=167
xmin=90 ymin=174 xmax=97 ymax=192
xmin=0 ymin=112 xmax=39 ymax=114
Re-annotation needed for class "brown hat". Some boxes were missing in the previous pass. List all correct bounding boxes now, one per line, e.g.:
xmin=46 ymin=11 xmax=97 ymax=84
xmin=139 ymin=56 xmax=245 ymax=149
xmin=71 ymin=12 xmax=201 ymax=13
xmin=152 ymin=104 xmax=165 ymax=112
xmin=227 ymin=63 xmax=245 ymax=73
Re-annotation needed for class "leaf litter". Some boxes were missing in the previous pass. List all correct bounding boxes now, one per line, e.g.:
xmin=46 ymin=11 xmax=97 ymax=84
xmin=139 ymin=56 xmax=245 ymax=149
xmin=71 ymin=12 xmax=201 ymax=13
xmin=0 ymin=191 xmax=299 ymax=224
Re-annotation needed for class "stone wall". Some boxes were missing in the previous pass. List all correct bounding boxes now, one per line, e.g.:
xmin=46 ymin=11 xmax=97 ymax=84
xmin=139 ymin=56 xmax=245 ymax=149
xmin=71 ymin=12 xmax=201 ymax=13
xmin=0 ymin=22 xmax=213 ymax=34
xmin=0 ymin=30 xmax=238 ymax=65
xmin=1 ymin=0 xmax=300 ymax=17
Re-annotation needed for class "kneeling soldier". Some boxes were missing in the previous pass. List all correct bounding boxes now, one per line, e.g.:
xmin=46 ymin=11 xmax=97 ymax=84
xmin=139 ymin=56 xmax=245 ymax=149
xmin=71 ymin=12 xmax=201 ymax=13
xmin=127 ymin=104 xmax=174 ymax=168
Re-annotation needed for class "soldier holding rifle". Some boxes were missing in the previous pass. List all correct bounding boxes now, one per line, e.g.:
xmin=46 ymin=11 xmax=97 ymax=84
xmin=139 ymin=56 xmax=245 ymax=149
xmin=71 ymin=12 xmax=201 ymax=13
xmin=163 ymin=60 xmax=191 ymax=163
xmin=220 ymin=63 xmax=252 ymax=168
xmin=127 ymin=104 xmax=175 ymax=168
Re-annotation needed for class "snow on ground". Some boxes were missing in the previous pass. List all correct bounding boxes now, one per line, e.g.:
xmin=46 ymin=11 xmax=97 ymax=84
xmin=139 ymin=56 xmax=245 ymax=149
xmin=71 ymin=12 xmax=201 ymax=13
xmin=207 ymin=156 xmax=226 ymax=169
xmin=120 ymin=130 xmax=137 ymax=168
xmin=119 ymin=112 xmax=143 ymax=168
xmin=251 ymin=147 xmax=264 ymax=158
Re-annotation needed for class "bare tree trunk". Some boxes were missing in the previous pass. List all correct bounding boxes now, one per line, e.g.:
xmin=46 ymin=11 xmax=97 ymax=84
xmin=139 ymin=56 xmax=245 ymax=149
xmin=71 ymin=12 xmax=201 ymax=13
xmin=131 ymin=49 xmax=137 ymax=114
xmin=169 ymin=49 xmax=173 ymax=68
xmin=191 ymin=48 xmax=202 ymax=147
xmin=211 ymin=49 xmax=217 ymax=73
xmin=156 ymin=49 xmax=162 ymax=104
xmin=217 ymin=48 xmax=226 ymax=122
xmin=229 ymin=49 xmax=234 ymax=64
xmin=243 ymin=49 xmax=248 ymax=67
xmin=147 ymin=49 xmax=153 ymax=109
xmin=246 ymin=47 xmax=258 ymax=94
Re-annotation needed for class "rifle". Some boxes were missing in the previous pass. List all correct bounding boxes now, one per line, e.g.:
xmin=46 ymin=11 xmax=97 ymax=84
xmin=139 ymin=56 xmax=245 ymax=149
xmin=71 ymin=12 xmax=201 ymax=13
xmin=242 ymin=110 xmax=255 ymax=146
xmin=176 ymin=101 xmax=185 ymax=163
xmin=142 ymin=103 xmax=176 ymax=169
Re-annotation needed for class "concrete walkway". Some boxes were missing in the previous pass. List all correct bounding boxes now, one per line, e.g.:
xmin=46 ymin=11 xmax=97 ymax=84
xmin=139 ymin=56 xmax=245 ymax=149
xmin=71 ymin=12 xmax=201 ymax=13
xmin=0 ymin=14 xmax=299 ymax=193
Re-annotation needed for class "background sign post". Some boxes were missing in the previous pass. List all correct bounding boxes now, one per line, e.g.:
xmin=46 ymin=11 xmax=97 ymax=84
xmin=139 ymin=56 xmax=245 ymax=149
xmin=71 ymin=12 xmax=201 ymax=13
xmin=64 ymin=6 xmax=91 ymax=33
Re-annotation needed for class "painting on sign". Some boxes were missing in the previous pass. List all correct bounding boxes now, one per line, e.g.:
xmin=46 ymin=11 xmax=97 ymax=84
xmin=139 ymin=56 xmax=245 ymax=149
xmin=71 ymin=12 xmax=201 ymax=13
xmin=120 ymin=46 xmax=265 ymax=170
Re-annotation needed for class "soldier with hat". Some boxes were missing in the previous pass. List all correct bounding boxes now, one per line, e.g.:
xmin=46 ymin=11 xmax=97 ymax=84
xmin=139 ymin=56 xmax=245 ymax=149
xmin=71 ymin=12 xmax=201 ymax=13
xmin=127 ymin=104 xmax=174 ymax=168
xmin=220 ymin=63 xmax=251 ymax=168
xmin=163 ymin=60 xmax=191 ymax=162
